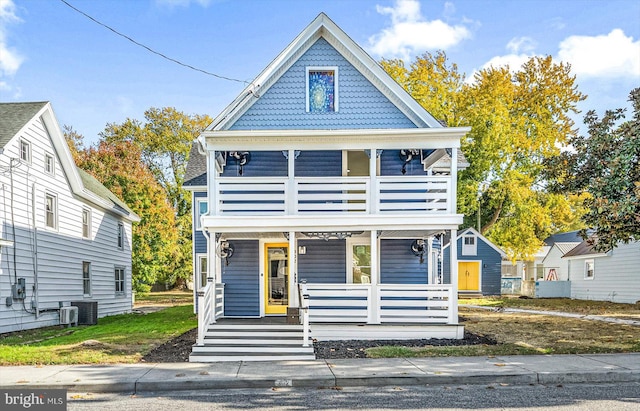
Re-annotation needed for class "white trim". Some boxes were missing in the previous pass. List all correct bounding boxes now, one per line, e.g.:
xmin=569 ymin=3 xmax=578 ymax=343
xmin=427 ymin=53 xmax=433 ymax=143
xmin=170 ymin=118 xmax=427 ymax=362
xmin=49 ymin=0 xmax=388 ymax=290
xmin=443 ymin=227 xmax=507 ymax=258
xmin=202 ymin=127 xmax=468 ymax=151
xmin=195 ymin=198 xmax=208 ymax=231
xmin=82 ymin=261 xmax=92 ymax=297
xmin=44 ymin=191 xmax=58 ymax=230
xmin=196 ymin=254 xmax=208 ymax=289
xmin=20 ymin=139 xmax=32 ymax=164
xmin=44 ymin=151 xmax=55 ymax=176
xmin=346 ymin=236 xmax=372 ymax=284
xmin=461 ymin=234 xmax=477 ymax=256
xmin=81 ymin=207 xmax=92 ymax=239
xmin=584 ymin=258 xmax=595 ymax=280
xmin=202 ymin=214 xmax=464 ymax=233
xmin=306 ymin=66 xmax=339 ymax=113
xmin=114 ymin=266 xmax=126 ymax=296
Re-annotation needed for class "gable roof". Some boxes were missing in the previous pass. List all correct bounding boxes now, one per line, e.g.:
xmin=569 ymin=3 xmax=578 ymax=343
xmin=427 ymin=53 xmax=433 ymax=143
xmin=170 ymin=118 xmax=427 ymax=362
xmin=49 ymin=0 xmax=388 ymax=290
xmin=562 ymin=236 xmax=608 ymax=259
xmin=0 ymin=102 xmax=48 ymax=149
xmin=442 ymin=227 xmax=507 ymax=257
xmin=544 ymin=230 xmax=584 ymax=246
xmin=184 ymin=141 xmax=207 ymax=188
xmin=1 ymin=101 xmax=139 ymax=222
xmin=208 ymin=13 xmax=442 ymax=132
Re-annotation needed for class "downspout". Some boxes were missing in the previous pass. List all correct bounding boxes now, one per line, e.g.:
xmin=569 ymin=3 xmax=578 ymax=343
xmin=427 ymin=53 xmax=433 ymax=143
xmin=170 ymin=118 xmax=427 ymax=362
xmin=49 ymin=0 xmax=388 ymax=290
xmin=31 ymin=182 xmax=39 ymax=318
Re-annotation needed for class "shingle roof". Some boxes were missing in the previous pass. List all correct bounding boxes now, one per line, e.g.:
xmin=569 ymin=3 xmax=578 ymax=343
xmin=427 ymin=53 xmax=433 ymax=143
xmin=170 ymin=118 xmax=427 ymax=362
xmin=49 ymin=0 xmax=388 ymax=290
xmin=544 ymin=230 xmax=584 ymax=246
xmin=184 ymin=141 xmax=207 ymax=187
xmin=0 ymin=102 xmax=48 ymax=148
xmin=77 ymin=168 xmax=136 ymax=217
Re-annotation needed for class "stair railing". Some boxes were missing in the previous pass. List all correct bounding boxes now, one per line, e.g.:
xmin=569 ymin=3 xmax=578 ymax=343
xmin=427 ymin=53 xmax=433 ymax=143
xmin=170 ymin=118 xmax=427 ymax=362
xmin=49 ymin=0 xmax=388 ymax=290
xmin=299 ymin=281 xmax=310 ymax=347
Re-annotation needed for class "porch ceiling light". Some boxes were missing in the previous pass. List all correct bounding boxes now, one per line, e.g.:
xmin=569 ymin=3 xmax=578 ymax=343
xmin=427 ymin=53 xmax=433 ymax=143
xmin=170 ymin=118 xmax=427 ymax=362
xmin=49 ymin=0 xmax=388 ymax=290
xmin=302 ymin=231 xmax=363 ymax=241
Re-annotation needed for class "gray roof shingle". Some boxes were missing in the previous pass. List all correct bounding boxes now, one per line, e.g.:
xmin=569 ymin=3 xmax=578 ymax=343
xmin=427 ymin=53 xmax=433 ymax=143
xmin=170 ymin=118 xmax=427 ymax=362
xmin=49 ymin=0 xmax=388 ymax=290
xmin=0 ymin=102 xmax=48 ymax=148
xmin=184 ymin=141 xmax=207 ymax=187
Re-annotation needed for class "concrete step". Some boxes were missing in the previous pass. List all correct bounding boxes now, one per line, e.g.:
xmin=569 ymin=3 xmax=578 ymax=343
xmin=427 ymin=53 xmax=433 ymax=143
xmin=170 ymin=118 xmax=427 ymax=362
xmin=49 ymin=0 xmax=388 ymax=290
xmin=189 ymin=352 xmax=316 ymax=362
xmin=192 ymin=344 xmax=314 ymax=354
xmin=201 ymin=338 xmax=313 ymax=345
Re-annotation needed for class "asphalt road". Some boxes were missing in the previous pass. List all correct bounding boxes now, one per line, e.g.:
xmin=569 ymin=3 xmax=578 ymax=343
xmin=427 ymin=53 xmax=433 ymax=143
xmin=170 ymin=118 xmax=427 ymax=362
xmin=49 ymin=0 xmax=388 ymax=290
xmin=68 ymin=382 xmax=640 ymax=410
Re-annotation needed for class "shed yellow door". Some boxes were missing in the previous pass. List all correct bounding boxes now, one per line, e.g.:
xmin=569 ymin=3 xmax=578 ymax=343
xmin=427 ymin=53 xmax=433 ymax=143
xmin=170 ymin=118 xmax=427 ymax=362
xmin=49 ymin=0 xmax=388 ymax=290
xmin=458 ymin=261 xmax=480 ymax=291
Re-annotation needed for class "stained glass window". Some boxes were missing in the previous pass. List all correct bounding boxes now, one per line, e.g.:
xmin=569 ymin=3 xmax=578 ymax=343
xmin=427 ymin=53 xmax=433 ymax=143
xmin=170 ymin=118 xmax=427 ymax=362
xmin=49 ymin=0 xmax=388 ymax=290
xmin=308 ymin=69 xmax=336 ymax=112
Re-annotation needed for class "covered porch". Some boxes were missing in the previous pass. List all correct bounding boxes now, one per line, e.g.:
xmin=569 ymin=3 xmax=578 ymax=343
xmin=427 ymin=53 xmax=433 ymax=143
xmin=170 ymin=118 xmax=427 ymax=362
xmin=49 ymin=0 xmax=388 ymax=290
xmin=195 ymin=227 xmax=463 ymax=348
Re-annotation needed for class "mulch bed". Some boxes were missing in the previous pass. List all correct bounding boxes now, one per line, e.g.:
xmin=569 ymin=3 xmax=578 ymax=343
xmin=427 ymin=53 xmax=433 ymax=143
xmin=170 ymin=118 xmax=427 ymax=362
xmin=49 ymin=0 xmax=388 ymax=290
xmin=141 ymin=328 xmax=496 ymax=362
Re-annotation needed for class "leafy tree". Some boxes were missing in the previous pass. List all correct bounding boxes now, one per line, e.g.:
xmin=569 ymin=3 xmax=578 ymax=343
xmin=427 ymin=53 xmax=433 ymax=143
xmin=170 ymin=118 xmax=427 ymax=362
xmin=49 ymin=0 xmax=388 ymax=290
xmin=100 ymin=108 xmax=212 ymax=287
xmin=66 ymin=134 xmax=179 ymax=293
xmin=383 ymin=52 xmax=587 ymax=260
xmin=546 ymin=88 xmax=640 ymax=251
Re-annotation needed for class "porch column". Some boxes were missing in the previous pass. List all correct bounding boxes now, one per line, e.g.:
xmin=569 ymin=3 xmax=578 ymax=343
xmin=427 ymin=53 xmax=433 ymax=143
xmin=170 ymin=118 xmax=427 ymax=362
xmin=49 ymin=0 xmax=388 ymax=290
xmin=288 ymin=231 xmax=298 ymax=307
xmin=208 ymin=230 xmax=217 ymax=323
xmin=450 ymin=148 xmax=457 ymax=214
xmin=207 ymin=147 xmax=217 ymax=216
xmin=369 ymin=148 xmax=378 ymax=214
xmin=287 ymin=149 xmax=296 ymax=215
xmin=449 ymin=228 xmax=459 ymax=324
xmin=369 ymin=230 xmax=380 ymax=324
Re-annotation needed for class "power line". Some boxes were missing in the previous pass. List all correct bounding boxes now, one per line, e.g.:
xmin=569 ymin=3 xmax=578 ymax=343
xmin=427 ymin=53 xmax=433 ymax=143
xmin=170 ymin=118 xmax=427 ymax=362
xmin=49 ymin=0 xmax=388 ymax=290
xmin=59 ymin=0 xmax=248 ymax=84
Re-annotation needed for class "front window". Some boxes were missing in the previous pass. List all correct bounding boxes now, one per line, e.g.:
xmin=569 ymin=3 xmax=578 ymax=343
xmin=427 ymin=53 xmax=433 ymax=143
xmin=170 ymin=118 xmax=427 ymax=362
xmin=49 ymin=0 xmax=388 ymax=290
xmin=83 ymin=261 xmax=91 ymax=296
xmin=198 ymin=255 xmax=208 ymax=289
xmin=45 ymin=153 xmax=55 ymax=175
xmin=585 ymin=259 xmax=595 ymax=279
xmin=45 ymin=193 xmax=57 ymax=229
xmin=351 ymin=244 xmax=371 ymax=284
xmin=82 ymin=209 xmax=91 ymax=238
xmin=306 ymin=67 xmax=338 ymax=113
xmin=117 ymin=223 xmax=124 ymax=249
xmin=462 ymin=235 xmax=477 ymax=256
xmin=115 ymin=267 xmax=125 ymax=295
xmin=196 ymin=199 xmax=208 ymax=230
xmin=20 ymin=140 xmax=31 ymax=163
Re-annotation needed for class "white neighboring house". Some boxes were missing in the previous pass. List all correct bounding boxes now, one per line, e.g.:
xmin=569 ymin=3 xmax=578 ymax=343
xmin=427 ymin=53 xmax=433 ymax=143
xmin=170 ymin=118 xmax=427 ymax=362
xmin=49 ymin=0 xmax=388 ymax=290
xmin=563 ymin=239 xmax=640 ymax=304
xmin=0 ymin=102 xmax=140 ymax=333
xmin=541 ymin=242 xmax=581 ymax=281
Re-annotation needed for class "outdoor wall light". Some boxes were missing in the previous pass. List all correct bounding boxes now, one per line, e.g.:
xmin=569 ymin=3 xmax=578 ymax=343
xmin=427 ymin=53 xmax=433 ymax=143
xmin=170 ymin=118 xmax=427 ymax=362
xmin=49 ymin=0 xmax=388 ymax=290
xmin=411 ymin=239 xmax=426 ymax=264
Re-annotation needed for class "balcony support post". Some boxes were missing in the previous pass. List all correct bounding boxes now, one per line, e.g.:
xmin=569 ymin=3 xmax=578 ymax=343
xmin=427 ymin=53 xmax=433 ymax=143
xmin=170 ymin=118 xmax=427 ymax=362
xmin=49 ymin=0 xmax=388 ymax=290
xmin=287 ymin=149 xmax=296 ymax=214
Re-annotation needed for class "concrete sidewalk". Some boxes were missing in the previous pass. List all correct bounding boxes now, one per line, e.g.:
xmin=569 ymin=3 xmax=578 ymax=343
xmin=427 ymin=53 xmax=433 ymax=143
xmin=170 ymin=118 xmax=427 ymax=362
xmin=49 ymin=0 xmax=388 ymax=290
xmin=1 ymin=354 xmax=639 ymax=393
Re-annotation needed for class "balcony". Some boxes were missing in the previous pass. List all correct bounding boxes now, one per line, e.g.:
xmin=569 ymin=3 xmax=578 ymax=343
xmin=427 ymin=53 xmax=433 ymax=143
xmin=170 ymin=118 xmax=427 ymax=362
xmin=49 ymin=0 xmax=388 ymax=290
xmin=213 ymin=175 xmax=452 ymax=216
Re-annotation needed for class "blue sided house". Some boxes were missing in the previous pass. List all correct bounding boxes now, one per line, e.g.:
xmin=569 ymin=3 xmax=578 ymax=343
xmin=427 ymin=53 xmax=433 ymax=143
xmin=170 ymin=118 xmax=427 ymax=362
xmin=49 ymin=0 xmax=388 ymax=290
xmin=442 ymin=228 xmax=506 ymax=297
xmin=183 ymin=13 xmax=470 ymax=361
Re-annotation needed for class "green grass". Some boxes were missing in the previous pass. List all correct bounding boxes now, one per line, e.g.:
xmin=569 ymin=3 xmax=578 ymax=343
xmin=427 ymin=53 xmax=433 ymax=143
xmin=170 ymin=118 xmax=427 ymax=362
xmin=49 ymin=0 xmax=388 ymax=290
xmin=0 ymin=305 xmax=196 ymax=365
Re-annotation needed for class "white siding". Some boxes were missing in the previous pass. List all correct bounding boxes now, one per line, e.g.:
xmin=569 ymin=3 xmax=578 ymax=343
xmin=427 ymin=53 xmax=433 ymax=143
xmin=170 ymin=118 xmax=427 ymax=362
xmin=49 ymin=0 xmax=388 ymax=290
xmin=1 ymin=115 xmax=133 ymax=333
xmin=568 ymin=242 xmax=640 ymax=304
xmin=542 ymin=246 xmax=570 ymax=281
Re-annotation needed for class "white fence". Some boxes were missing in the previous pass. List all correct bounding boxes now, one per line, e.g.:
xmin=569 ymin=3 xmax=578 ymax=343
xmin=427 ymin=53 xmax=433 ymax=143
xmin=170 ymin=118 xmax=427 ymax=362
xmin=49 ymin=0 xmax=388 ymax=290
xmin=214 ymin=176 xmax=451 ymax=215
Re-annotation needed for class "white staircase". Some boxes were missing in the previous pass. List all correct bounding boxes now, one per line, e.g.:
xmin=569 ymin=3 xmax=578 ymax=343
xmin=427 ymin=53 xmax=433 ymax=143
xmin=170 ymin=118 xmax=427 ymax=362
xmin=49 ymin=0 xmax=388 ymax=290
xmin=189 ymin=322 xmax=315 ymax=362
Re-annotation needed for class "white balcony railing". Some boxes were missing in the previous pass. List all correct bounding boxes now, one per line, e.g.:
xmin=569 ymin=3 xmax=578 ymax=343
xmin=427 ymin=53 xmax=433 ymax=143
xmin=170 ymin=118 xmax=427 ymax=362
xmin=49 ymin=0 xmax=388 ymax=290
xmin=214 ymin=176 xmax=450 ymax=215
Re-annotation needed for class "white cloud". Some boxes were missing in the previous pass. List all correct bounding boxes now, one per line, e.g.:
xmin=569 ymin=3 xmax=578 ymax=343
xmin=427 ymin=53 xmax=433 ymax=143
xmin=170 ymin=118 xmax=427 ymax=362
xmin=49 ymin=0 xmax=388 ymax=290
xmin=558 ymin=29 xmax=640 ymax=78
xmin=506 ymin=37 xmax=537 ymax=54
xmin=0 ymin=0 xmax=23 ymax=76
xmin=368 ymin=0 xmax=472 ymax=60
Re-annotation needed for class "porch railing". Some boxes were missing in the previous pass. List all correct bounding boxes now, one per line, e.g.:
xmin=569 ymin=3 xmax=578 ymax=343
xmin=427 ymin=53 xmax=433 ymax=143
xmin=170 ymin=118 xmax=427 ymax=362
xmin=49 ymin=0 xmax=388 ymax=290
xmin=303 ymin=283 xmax=453 ymax=325
xmin=196 ymin=282 xmax=214 ymax=346
xmin=214 ymin=175 xmax=451 ymax=215
xmin=196 ymin=282 xmax=225 ymax=345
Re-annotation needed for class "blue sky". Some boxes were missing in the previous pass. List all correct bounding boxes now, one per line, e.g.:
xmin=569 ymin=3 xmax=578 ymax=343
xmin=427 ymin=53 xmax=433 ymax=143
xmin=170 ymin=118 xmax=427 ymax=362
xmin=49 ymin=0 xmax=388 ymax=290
xmin=1 ymin=0 xmax=639 ymax=144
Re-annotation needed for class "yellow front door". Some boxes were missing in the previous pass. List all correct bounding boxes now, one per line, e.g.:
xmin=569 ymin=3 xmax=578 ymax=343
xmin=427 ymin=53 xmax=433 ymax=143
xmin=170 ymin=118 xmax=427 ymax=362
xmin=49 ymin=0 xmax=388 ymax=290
xmin=264 ymin=243 xmax=289 ymax=315
xmin=458 ymin=261 xmax=480 ymax=291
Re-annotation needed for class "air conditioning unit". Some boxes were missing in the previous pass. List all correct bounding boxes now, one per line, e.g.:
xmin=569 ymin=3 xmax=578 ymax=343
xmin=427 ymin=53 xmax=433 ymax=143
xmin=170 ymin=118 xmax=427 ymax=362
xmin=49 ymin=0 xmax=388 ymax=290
xmin=60 ymin=306 xmax=78 ymax=327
